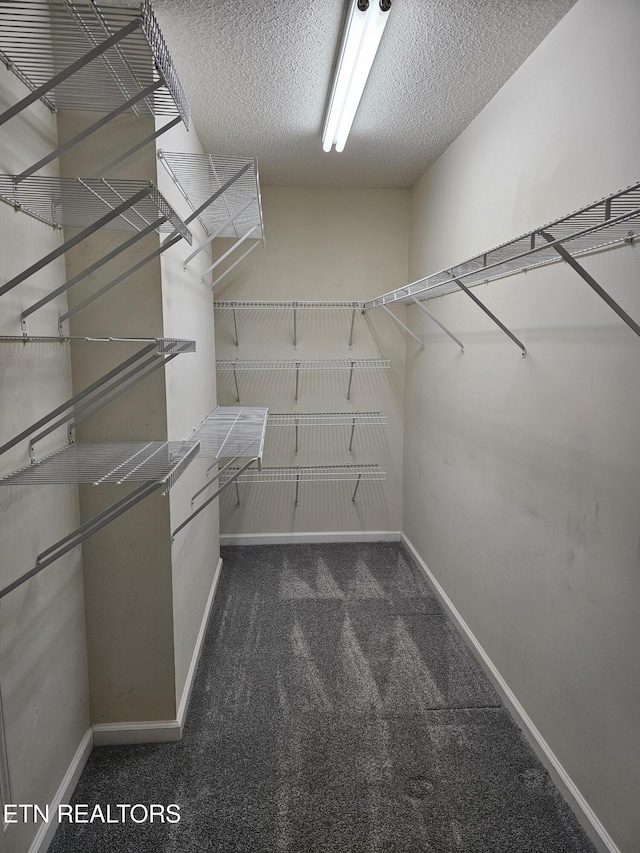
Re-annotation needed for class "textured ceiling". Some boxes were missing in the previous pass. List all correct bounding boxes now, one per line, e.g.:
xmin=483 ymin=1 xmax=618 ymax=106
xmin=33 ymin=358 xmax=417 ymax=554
xmin=144 ymin=0 xmax=577 ymax=188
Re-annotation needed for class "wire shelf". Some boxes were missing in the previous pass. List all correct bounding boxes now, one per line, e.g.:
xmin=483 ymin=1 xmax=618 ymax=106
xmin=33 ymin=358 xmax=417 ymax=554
xmin=191 ymin=406 xmax=268 ymax=460
xmin=158 ymin=152 xmax=263 ymax=241
xmin=217 ymin=359 xmax=390 ymax=371
xmin=214 ymin=300 xmax=364 ymax=310
xmin=365 ymin=181 xmax=640 ymax=308
xmin=0 ymin=441 xmax=199 ymax=490
xmin=219 ymin=464 xmax=386 ymax=484
xmin=268 ymin=411 xmax=386 ymax=426
xmin=0 ymin=0 xmax=189 ymax=123
xmin=0 ymin=176 xmax=190 ymax=237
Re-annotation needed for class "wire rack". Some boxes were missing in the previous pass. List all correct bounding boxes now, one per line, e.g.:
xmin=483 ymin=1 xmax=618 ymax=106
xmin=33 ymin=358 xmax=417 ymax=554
xmin=217 ymin=359 xmax=390 ymax=371
xmin=219 ymin=464 xmax=386 ymax=484
xmin=0 ymin=0 xmax=189 ymax=123
xmin=214 ymin=300 xmax=364 ymax=310
xmin=365 ymin=181 xmax=640 ymax=308
xmin=0 ymin=441 xmax=200 ymax=490
xmin=268 ymin=411 xmax=386 ymax=426
xmin=191 ymin=406 xmax=268 ymax=460
xmin=0 ymin=176 xmax=189 ymax=235
xmin=158 ymin=152 xmax=263 ymax=240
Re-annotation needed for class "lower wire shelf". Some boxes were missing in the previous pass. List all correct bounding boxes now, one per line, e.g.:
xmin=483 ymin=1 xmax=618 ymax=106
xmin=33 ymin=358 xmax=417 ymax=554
xmin=0 ymin=440 xmax=199 ymax=600
xmin=219 ymin=463 xmax=386 ymax=507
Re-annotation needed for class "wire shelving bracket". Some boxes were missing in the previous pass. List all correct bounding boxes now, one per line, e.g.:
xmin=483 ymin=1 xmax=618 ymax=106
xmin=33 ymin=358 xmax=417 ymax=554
xmin=0 ymin=440 xmax=199 ymax=601
xmin=214 ymin=300 xmax=366 ymax=349
xmin=217 ymin=358 xmax=391 ymax=404
xmin=157 ymin=152 xmax=264 ymax=285
xmin=364 ymin=181 xmax=640 ymax=349
xmin=0 ymin=0 xmax=190 ymax=178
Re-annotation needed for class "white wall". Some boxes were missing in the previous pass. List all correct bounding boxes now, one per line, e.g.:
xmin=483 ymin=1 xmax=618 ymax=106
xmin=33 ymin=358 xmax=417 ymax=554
xmin=0 ymin=66 xmax=90 ymax=853
xmin=214 ymin=186 xmax=409 ymax=537
xmin=155 ymin=120 xmax=220 ymax=715
xmin=403 ymin=1 xmax=640 ymax=850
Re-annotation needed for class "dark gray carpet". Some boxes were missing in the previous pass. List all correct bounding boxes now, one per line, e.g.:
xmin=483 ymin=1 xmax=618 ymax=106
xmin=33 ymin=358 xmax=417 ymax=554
xmin=50 ymin=542 xmax=597 ymax=852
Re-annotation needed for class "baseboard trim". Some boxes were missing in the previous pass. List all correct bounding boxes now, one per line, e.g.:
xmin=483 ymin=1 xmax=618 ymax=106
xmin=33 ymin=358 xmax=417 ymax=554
xmin=91 ymin=557 xmax=224 ymax=748
xmin=176 ymin=556 xmax=223 ymax=732
xmin=92 ymin=720 xmax=181 ymax=746
xmin=400 ymin=533 xmax=620 ymax=853
xmin=27 ymin=728 xmax=93 ymax=853
xmin=220 ymin=530 xmax=402 ymax=546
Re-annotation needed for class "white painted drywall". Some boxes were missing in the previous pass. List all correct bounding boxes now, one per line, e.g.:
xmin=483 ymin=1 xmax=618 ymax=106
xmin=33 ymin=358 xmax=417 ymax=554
xmin=214 ymin=186 xmax=409 ymax=536
xmin=0 ymin=66 xmax=90 ymax=853
xmin=155 ymin=119 xmax=220 ymax=714
xmin=403 ymin=0 xmax=640 ymax=849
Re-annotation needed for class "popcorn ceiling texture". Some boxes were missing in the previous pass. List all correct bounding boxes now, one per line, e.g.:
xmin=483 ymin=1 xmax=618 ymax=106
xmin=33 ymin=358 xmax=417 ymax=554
xmin=49 ymin=543 xmax=596 ymax=852
xmin=140 ymin=0 xmax=577 ymax=187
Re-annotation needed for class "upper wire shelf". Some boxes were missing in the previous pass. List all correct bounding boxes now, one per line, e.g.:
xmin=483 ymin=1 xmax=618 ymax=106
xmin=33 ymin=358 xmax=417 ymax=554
xmin=0 ymin=441 xmax=199 ymax=490
xmin=0 ymin=0 xmax=189 ymax=123
xmin=219 ymin=463 xmax=386 ymax=484
xmin=365 ymin=182 xmax=640 ymax=308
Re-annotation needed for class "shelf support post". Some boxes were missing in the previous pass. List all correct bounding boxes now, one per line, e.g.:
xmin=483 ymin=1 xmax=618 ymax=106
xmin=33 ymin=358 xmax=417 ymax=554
xmin=295 ymin=362 xmax=300 ymax=404
xmin=294 ymin=471 xmax=300 ymax=507
xmin=539 ymin=229 xmax=640 ymax=339
xmin=293 ymin=302 xmax=297 ymax=349
xmin=232 ymin=364 xmax=240 ymax=403
xmin=451 ymin=274 xmax=526 ymax=356
xmin=235 ymin=482 xmax=241 ymax=507
xmin=346 ymin=361 xmax=355 ymax=401
xmin=348 ymin=308 xmax=356 ymax=349
xmin=93 ymin=116 xmax=182 ymax=179
xmin=348 ymin=417 xmax=356 ymax=454
xmin=407 ymin=294 xmax=465 ymax=352
xmin=295 ymin=419 xmax=299 ymax=455
xmin=381 ymin=304 xmax=424 ymax=349
xmin=351 ymin=473 xmax=363 ymax=502
xmin=232 ymin=308 xmax=240 ymax=348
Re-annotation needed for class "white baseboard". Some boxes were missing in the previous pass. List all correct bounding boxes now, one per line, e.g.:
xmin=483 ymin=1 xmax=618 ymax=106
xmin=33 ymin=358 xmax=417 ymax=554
xmin=176 ymin=556 xmax=223 ymax=731
xmin=92 ymin=720 xmax=181 ymax=747
xmin=400 ymin=533 xmax=620 ymax=853
xmin=92 ymin=557 xmax=224 ymax=747
xmin=27 ymin=728 xmax=92 ymax=853
xmin=220 ymin=530 xmax=401 ymax=546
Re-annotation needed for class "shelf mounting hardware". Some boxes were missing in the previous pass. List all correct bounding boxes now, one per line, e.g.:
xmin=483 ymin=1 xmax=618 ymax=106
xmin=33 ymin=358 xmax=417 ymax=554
xmin=406 ymin=294 xmax=464 ymax=352
xmin=539 ymin=229 xmax=640 ymax=339
xmin=380 ymin=304 xmax=424 ymax=349
xmin=450 ymin=273 xmax=526 ymax=356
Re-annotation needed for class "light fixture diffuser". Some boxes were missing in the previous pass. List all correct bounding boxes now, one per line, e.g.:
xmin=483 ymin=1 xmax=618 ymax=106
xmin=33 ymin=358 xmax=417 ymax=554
xmin=322 ymin=0 xmax=392 ymax=154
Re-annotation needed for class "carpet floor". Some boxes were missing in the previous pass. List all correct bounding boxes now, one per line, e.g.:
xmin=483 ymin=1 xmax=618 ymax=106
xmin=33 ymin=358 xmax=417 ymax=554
xmin=50 ymin=542 xmax=597 ymax=852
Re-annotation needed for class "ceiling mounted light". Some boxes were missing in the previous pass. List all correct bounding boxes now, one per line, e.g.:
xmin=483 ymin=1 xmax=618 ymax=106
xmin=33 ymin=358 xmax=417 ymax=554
xmin=322 ymin=0 xmax=392 ymax=154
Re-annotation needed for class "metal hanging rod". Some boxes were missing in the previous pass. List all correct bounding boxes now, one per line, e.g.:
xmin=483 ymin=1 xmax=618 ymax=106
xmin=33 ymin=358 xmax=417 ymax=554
xmin=364 ymin=180 xmax=640 ymax=345
xmin=0 ymin=1 xmax=189 ymax=124
xmin=172 ymin=406 xmax=269 ymax=539
xmin=0 ymin=178 xmax=190 ymax=303
xmin=218 ymin=358 xmax=390 ymax=404
xmin=219 ymin=463 xmax=386 ymax=508
xmin=0 ymin=338 xmax=195 ymax=460
xmin=268 ymin=411 xmax=387 ymax=454
xmin=0 ymin=440 xmax=199 ymax=601
xmin=214 ymin=301 xmax=366 ymax=349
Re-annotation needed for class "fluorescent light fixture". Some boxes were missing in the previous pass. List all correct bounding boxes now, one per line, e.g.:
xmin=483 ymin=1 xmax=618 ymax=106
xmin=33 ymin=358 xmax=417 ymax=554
xmin=322 ymin=0 xmax=392 ymax=154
